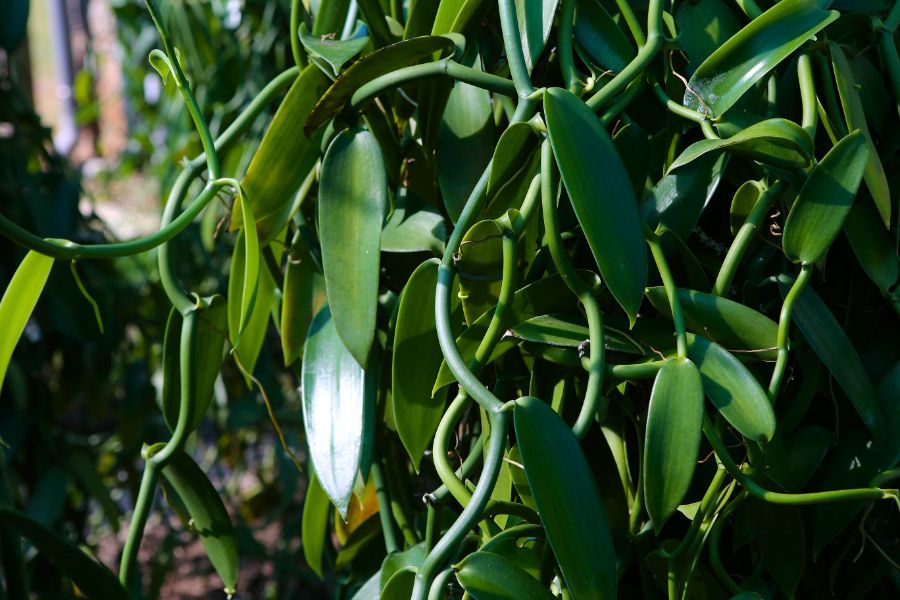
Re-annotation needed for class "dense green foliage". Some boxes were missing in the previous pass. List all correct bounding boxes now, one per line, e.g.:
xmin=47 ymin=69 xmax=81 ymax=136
xmin=2 ymin=0 xmax=900 ymax=599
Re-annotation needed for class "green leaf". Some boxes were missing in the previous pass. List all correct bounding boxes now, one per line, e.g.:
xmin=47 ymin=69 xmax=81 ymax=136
xmin=432 ymin=0 xmax=488 ymax=34
xmin=234 ymin=65 xmax=330 ymax=245
xmin=0 ymin=250 xmax=53 ymax=396
xmin=305 ymin=35 xmax=456 ymax=135
xmin=745 ymin=500 xmax=805 ymax=597
xmin=318 ymin=127 xmax=387 ymax=368
xmin=404 ymin=0 xmax=440 ymax=39
xmin=456 ymin=219 xmax=503 ymax=324
xmin=685 ymin=0 xmax=838 ymax=117
xmin=281 ymin=236 xmax=327 ymax=366
xmin=830 ymin=42 xmax=891 ymax=226
xmin=380 ymin=543 xmax=426 ymax=590
xmin=507 ymin=446 xmax=536 ymax=511
xmin=0 ymin=507 xmax=129 ymax=600
xmin=675 ymin=0 xmax=742 ymax=74
xmin=686 ymin=334 xmax=776 ymax=442
xmin=643 ymin=358 xmax=704 ymax=532
xmin=668 ymin=119 xmax=813 ymax=173
xmin=392 ymin=259 xmax=447 ymax=471
xmin=301 ymin=305 xmax=374 ymax=517
xmin=381 ymin=567 xmax=417 ymax=598
xmin=227 ymin=231 xmax=275 ymax=381
xmin=299 ymin=22 xmax=370 ymax=77
xmin=765 ymin=426 xmax=832 ymax=492
xmin=150 ymin=445 xmax=239 ymax=595
xmin=573 ymin=0 xmax=634 ymax=72
xmin=434 ymin=273 xmax=587 ymax=392
xmin=844 ymin=201 xmax=900 ymax=296
xmin=783 ymin=131 xmax=868 ymax=264
xmin=380 ymin=190 xmax=446 ymax=254
xmin=544 ymin=87 xmax=647 ymax=324
xmin=486 ymin=123 xmax=539 ymax=199
xmin=729 ymin=179 xmax=762 ymax=235
xmin=436 ymin=47 xmax=496 ymax=222
xmin=515 ymin=0 xmax=560 ymax=71
xmin=646 ymin=287 xmax=779 ymax=361
xmin=778 ymin=280 xmax=883 ymax=440
xmin=313 ymin=0 xmax=352 ymax=35
xmin=161 ymin=296 xmax=228 ymax=432
xmin=515 ymin=396 xmax=616 ymax=599
xmin=455 ymin=551 xmax=554 ymax=600
xmin=642 ymin=151 xmax=728 ymax=240
xmin=301 ymin=471 xmax=331 ymax=579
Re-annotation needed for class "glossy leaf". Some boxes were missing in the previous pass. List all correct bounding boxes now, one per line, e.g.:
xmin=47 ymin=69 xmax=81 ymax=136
xmin=778 ymin=279 xmax=883 ymax=440
xmin=434 ymin=273 xmax=587 ymax=392
xmin=0 ymin=507 xmax=129 ymax=600
xmin=281 ymin=237 xmax=326 ymax=366
xmin=545 ymin=87 xmax=647 ymax=324
xmin=436 ymin=48 xmax=496 ymax=222
xmin=783 ymin=131 xmax=867 ymax=264
xmin=381 ymin=567 xmax=417 ymax=598
xmin=646 ymin=287 xmax=779 ymax=361
xmin=685 ymin=0 xmax=838 ymax=117
xmin=573 ymin=0 xmax=634 ymax=72
xmin=642 ymin=151 xmax=728 ymax=240
xmin=301 ymin=472 xmax=330 ymax=579
xmin=486 ymin=123 xmax=539 ymax=198
xmin=431 ymin=0 xmax=488 ymax=34
xmin=831 ymin=42 xmax=891 ymax=226
xmin=318 ymin=127 xmax=387 ymax=368
xmin=844 ymin=201 xmax=900 ymax=295
xmin=644 ymin=358 xmax=704 ymax=532
xmin=455 ymin=551 xmax=554 ymax=600
xmin=380 ymin=191 xmax=446 ymax=254
xmin=227 ymin=231 xmax=275 ymax=381
xmin=668 ymin=119 xmax=813 ymax=173
xmin=515 ymin=396 xmax=616 ymax=599
xmin=515 ymin=0 xmax=560 ymax=71
xmin=150 ymin=445 xmax=239 ymax=594
xmin=0 ymin=250 xmax=53 ymax=395
xmin=161 ymin=296 xmax=228 ymax=432
xmin=392 ymin=259 xmax=446 ymax=471
xmin=305 ymin=36 xmax=456 ymax=134
xmin=507 ymin=312 xmax=646 ymax=355
xmin=675 ymin=0 xmax=742 ymax=74
xmin=729 ymin=179 xmax=762 ymax=235
xmin=686 ymin=334 xmax=776 ymax=442
xmin=299 ymin=22 xmax=369 ymax=77
xmin=301 ymin=305 xmax=374 ymax=517
xmin=234 ymin=65 xmax=329 ymax=245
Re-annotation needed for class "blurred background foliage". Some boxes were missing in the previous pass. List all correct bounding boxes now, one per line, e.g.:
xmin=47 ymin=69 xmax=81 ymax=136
xmin=0 ymin=1 xmax=324 ymax=597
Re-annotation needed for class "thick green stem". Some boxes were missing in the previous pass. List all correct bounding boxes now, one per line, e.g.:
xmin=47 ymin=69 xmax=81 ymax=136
xmin=371 ymin=460 xmax=400 ymax=554
xmin=290 ymin=0 xmax=307 ymax=68
xmin=586 ymin=0 xmax=663 ymax=111
xmin=645 ymin=226 xmax=688 ymax=359
xmin=541 ymin=140 xmax=606 ymax=437
xmin=650 ymin=79 xmax=708 ymax=125
xmin=769 ymin=264 xmax=812 ymax=402
xmin=431 ymin=393 xmax=476 ymax=507
xmin=498 ymin=0 xmax=535 ymax=97
xmin=559 ymin=0 xmax=580 ymax=93
xmin=797 ymin=53 xmax=818 ymax=140
xmin=614 ymin=0 xmax=646 ymax=45
xmin=713 ymin=181 xmax=783 ymax=296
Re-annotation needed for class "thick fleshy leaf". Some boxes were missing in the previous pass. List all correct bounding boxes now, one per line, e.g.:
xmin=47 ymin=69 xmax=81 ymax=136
xmin=675 ymin=0 xmax=742 ymax=74
xmin=507 ymin=312 xmax=646 ymax=355
xmin=227 ymin=231 xmax=275 ymax=381
xmin=778 ymin=280 xmax=883 ymax=440
xmin=404 ymin=0 xmax=440 ymax=38
xmin=644 ymin=358 xmax=704 ymax=532
xmin=433 ymin=273 xmax=588 ymax=392
xmin=431 ymin=0 xmax=488 ymax=34
xmin=456 ymin=219 xmax=503 ymax=324
xmin=0 ymin=250 xmax=53 ymax=395
xmin=318 ymin=127 xmax=387 ymax=368
xmin=392 ymin=259 xmax=446 ymax=470
xmin=783 ymin=131 xmax=867 ymax=264
xmin=486 ymin=123 xmax=539 ymax=198
xmin=844 ymin=201 xmax=900 ymax=295
xmin=544 ymin=87 xmax=647 ymax=323
xmin=380 ymin=191 xmax=446 ymax=254
xmin=515 ymin=0 xmax=560 ymax=71
xmin=312 ymin=0 xmax=351 ymax=35
xmin=436 ymin=47 xmax=496 ymax=222
xmin=729 ymin=179 xmax=762 ymax=235
xmin=646 ymin=287 xmax=779 ymax=361
xmin=455 ymin=551 xmax=554 ymax=599
xmin=668 ymin=119 xmax=813 ymax=173
xmin=299 ymin=22 xmax=369 ymax=77
xmin=515 ymin=396 xmax=616 ymax=599
xmin=380 ymin=543 xmax=426 ymax=590
xmin=642 ymin=151 xmax=728 ymax=240
xmin=305 ymin=36 xmax=456 ymax=134
xmin=301 ymin=472 xmax=330 ymax=579
xmin=233 ymin=65 xmax=329 ymax=244
xmin=301 ymin=305 xmax=374 ymax=517
xmin=281 ymin=237 xmax=327 ymax=366
xmin=686 ymin=334 xmax=776 ymax=442
xmin=161 ymin=296 xmax=228 ymax=432
xmin=381 ymin=567 xmax=417 ymax=599
xmin=0 ymin=507 xmax=129 ymax=600
xmin=573 ymin=0 xmax=634 ymax=72
xmin=149 ymin=445 xmax=239 ymax=595
xmin=830 ymin=42 xmax=891 ymax=226
xmin=746 ymin=500 xmax=805 ymax=597
xmin=684 ymin=0 xmax=838 ymax=117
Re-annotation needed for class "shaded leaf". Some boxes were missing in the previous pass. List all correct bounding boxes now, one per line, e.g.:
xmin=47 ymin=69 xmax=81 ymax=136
xmin=301 ymin=471 xmax=330 ymax=580
xmin=455 ymin=551 xmax=554 ymax=599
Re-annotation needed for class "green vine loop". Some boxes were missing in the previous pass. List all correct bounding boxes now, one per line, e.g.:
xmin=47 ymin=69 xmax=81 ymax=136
xmin=768 ymin=263 xmax=813 ymax=402
xmin=431 ymin=392 xmax=476 ymax=507
xmin=497 ymin=0 xmax=536 ymax=97
xmin=540 ymin=140 xmax=607 ymax=438
xmin=586 ymin=0 xmax=663 ymax=112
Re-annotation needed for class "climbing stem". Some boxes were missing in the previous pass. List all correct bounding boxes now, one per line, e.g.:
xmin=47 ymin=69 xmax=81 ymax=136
xmin=768 ymin=263 xmax=812 ymax=402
